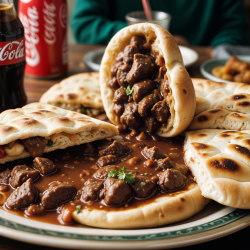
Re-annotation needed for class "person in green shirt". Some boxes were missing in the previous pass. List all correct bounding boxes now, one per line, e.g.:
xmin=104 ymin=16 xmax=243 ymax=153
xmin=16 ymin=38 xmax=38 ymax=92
xmin=70 ymin=0 xmax=249 ymax=46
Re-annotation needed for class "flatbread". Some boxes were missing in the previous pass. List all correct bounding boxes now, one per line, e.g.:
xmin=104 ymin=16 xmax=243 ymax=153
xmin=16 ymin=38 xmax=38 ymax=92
xmin=0 ymin=103 xmax=118 ymax=164
xmin=184 ymin=129 xmax=250 ymax=209
xmin=189 ymin=108 xmax=250 ymax=131
xmin=72 ymin=182 xmax=209 ymax=229
xmin=40 ymin=72 xmax=104 ymax=111
xmin=193 ymin=78 xmax=250 ymax=116
xmin=189 ymin=78 xmax=250 ymax=130
xmin=100 ymin=23 xmax=196 ymax=137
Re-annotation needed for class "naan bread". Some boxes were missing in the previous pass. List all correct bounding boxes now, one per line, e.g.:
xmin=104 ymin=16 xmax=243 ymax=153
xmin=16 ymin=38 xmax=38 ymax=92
xmin=40 ymin=72 xmax=104 ymax=111
xmin=184 ymin=129 xmax=250 ymax=209
xmin=193 ymin=78 xmax=250 ymax=116
xmin=72 ymin=182 xmax=209 ymax=229
xmin=189 ymin=108 xmax=250 ymax=131
xmin=189 ymin=78 xmax=250 ymax=130
xmin=100 ymin=23 xmax=195 ymax=137
xmin=0 ymin=103 xmax=118 ymax=164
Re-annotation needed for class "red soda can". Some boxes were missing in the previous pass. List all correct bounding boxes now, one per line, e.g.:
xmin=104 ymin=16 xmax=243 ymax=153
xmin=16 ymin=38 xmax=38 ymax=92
xmin=18 ymin=0 xmax=68 ymax=78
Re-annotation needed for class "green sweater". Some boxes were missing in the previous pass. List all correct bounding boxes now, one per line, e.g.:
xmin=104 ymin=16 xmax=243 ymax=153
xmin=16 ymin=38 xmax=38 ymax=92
xmin=70 ymin=0 xmax=249 ymax=46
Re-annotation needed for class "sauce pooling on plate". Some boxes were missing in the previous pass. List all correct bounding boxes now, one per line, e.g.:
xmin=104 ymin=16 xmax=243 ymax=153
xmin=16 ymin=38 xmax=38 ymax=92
xmin=0 ymin=131 xmax=194 ymax=226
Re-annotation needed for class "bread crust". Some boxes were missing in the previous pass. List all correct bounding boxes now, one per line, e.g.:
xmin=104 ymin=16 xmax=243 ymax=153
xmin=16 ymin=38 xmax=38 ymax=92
xmin=100 ymin=23 xmax=195 ymax=137
xmin=0 ymin=103 xmax=118 ymax=164
xmin=72 ymin=183 xmax=209 ymax=229
xmin=184 ymin=129 xmax=250 ymax=209
xmin=40 ymin=72 xmax=103 ymax=110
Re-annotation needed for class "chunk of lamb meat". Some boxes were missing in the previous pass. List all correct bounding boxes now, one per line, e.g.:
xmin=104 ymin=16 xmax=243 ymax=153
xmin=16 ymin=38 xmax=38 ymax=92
xmin=113 ymin=87 xmax=128 ymax=104
xmin=120 ymin=102 xmax=143 ymax=129
xmin=101 ymin=178 xmax=132 ymax=206
xmin=132 ymin=80 xmax=155 ymax=103
xmin=33 ymin=157 xmax=57 ymax=175
xmin=10 ymin=165 xmax=39 ymax=188
xmin=82 ymin=179 xmax=103 ymax=201
xmin=131 ymin=175 xmax=156 ymax=198
xmin=0 ymin=169 xmax=11 ymax=184
xmin=126 ymin=54 xmax=156 ymax=84
xmin=80 ymin=143 xmax=96 ymax=156
xmin=129 ymin=35 xmax=146 ymax=52
xmin=117 ymin=63 xmax=132 ymax=87
xmin=151 ymin=100 xmax=169 ymax=123
xmin=155 ymin=157 xmax=175 ymax=170
xmin=99 ymin=140 xmax=131 ymax=157
xmin=138 ymin=89 xmax=163 ymax=117
xmin=110 ymin=61 xmax=123 ymax=76
xmin=41 ymin=181 xmax=76 ymax=209
xmin=142 ymin=146 xmax=167 ymax=160
xmin=114 ymin=104 xmax=124 ymax=116
xmin=158 ymin=169 xmax=187 ymax=191
xmin=123 ymin=45 xmax=140 ymax=63
xmin=7 ymin=178 xmax=37 ymax=209
xmin=108 ymin=77 xmax=119 ymax=89
xmin=173 ymin=164 xmax=189 ymax=176
xmin=145 ymin=117 xmax=161 ymax=134
xmin=96 ymin=155 xmax=118 ymax=168
xmin=93 ymin=165 xmax=119 ymax=180
xmin=21 ymin=136 xmax=49 ymax=158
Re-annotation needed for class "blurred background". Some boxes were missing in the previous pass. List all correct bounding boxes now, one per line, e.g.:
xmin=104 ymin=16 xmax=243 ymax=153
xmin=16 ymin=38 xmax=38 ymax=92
xmin=13 ymin=0 xmax=250 ymax=45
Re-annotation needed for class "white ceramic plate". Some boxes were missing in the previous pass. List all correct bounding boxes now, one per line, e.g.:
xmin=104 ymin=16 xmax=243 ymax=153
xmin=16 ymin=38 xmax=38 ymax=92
xmin=84 ymin=46 xmax=198 ymax=71
xmin=0 ymin=202 xmax=249 ymax=249
xmin=200 ymin=56 xmax=250 ymax=84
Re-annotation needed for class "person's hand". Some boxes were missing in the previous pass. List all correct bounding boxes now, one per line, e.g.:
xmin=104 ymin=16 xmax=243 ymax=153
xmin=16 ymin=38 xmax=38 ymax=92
xmin=173 ymin=35 xmax=190 ymax=46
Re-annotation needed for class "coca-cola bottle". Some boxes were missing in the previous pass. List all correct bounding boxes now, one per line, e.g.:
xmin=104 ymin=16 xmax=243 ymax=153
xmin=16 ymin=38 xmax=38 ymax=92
xmin=0 ymin=0 xmax=26 ymax=112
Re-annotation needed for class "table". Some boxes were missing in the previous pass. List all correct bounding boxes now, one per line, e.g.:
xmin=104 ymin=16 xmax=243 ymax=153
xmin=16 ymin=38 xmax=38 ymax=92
xmin=2 ymin=44 xmax=249 ymax=250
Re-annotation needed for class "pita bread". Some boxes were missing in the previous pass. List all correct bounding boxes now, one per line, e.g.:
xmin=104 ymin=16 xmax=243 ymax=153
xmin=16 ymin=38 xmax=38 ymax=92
xmin=100 ymin=23 xmax=195 ymax=137
xmin=189 ymin=78 xmax=250 ymax=130
xmin=0 ymin=103 xmax=118 ymax=164
xmin=40 ymin=72 xmax=104 ymax=112
xmin=72 ymin=181 xmax=209 ymax=229
xmin=184 ymin=129 xmax=250 ymax=209
xmin=193 ymin=78 xmax=250 ymax=116
xmin=189 ymin=109 xmax=250 ymax=131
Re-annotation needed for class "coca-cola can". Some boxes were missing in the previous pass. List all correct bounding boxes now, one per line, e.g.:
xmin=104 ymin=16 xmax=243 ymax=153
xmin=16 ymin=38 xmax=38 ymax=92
xmin=18 ymin=0 xmax=68 ymax=78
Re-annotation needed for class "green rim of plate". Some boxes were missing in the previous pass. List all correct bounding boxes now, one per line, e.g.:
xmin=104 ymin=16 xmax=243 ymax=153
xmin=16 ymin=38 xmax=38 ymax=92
xmin=0 ymin=209 xmax=249 ymax=241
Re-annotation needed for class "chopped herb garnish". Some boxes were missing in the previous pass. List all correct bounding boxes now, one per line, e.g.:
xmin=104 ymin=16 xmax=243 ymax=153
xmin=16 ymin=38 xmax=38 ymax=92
xmin=80 ymin=104 xmax=86 ymax=114
xmin=76 ymin=156 xmax=79 ymax=159
xmin=144 ymin=173 xmax=148 ymax=175
xmin=47 ymin=140 xmax=53 ymax=147
xmin=108 ymin=166 xmax=135 ymax=184
xmin=108 ymin=169 xmax=118 ymax=178
xmin=126 ymin=85 xmax=134 ymax=96
xmin=76 ymin=205 xmax=81 ymax=214
xmin=141 ymin=182 xmax=146 ymax=186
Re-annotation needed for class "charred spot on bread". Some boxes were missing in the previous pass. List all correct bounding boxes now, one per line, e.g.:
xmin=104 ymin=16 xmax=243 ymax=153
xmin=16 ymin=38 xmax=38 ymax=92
xmin=234 ymin=145 xmax=250 ymax=159
xmin=209 ymin=109 xmax=221 ymax=114
xmin=198 ymin=116 xmax=208 ymax=122
xmin=237 ymin=101 xmax=250 ymax=107
xmin=232 ymin=94 xmax=246 ymax=100
xmin=210 ymin=159 xmax=239 ymax=171
xmin=193 ymin=143 xmax=208 ymax=150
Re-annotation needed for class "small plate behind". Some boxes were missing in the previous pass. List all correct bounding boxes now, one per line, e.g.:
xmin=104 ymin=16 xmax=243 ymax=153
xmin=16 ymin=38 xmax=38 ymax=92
xmin=200 ymin=56 xmax=250 ymax=84
xmin=84 ymin=46 xmax=198 ymax=71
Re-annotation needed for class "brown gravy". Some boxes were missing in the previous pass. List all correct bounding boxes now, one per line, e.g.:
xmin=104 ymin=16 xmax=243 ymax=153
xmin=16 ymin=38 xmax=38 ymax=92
xmin=0 ymin=132 xmax=194 ymax=226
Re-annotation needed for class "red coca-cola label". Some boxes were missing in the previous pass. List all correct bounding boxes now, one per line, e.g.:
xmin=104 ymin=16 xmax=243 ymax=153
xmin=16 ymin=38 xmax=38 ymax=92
xmin=18 ymin=0 xmax=67 ymax=78
xmin=0 ymin=38 xmax=25 ymax=66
